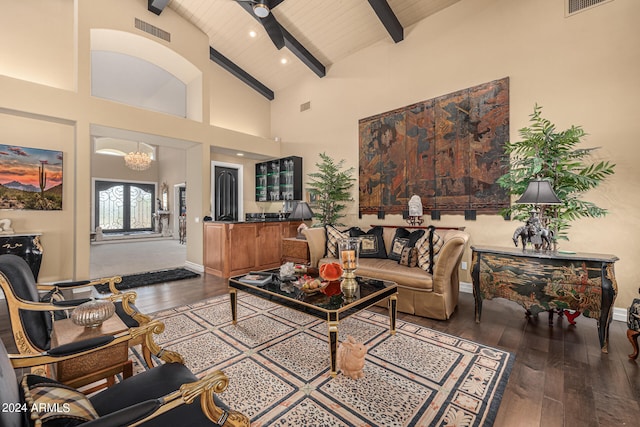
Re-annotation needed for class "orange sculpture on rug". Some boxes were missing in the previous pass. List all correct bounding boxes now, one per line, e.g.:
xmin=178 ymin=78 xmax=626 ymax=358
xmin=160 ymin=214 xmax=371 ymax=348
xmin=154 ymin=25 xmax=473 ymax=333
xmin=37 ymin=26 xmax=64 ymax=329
xmin=337 ymin=335 xmax=368 ymax=380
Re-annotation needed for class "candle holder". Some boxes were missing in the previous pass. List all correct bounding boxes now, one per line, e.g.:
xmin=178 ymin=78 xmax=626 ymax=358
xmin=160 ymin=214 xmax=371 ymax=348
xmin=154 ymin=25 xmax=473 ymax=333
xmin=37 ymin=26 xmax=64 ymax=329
xmin=338 ymin=238 xmax=360 ymax=298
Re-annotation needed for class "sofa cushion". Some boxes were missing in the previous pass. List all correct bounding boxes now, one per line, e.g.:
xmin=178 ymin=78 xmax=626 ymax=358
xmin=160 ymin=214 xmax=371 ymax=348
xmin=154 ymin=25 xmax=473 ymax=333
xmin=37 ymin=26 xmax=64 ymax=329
xmin=416 ymin=227 xmax=444 ymax=274
xmin=318 ymin=257 xmax=433 ymax=290
xmin=398 ymin=246 xmax=418 ymax=267
xmin=349 ymin=226 xmax=387 ymax=258
xmin=325 ymin=225 xmax=349 ymax=258
xmin=388 ymin=228 xmax=425 ymax=261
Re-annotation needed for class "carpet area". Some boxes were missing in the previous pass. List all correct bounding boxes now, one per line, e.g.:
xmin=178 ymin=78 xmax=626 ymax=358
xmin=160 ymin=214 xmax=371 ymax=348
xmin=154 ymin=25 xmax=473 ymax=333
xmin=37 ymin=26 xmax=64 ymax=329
xmin=134 ymin=294 xmax=514 ymax=426
xmin=94 ymin=268 xmax=200 ymax=293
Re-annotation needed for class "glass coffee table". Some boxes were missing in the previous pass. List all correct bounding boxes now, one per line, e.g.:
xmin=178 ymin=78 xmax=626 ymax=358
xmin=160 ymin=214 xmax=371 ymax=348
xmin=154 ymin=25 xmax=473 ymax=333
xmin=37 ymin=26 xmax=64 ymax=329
xmin=228 ymin=269 xmax=398 ymax=377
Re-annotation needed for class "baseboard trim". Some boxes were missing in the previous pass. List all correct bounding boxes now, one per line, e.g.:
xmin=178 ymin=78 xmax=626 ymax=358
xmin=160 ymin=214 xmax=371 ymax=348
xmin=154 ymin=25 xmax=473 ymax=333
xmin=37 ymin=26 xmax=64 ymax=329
xmin=185 ymin=260 xmax=204 ymax=273
xmin=459 ymin=281 xmax=626 ymax=323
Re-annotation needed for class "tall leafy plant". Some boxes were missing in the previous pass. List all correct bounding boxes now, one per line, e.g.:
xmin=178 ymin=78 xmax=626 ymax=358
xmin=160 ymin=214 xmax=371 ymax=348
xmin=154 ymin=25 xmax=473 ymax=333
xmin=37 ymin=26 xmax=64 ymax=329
xmin=497 ymin=105 xmax=615 ymax=241
xmin=306 ymin=152 xmax=355 ymax=226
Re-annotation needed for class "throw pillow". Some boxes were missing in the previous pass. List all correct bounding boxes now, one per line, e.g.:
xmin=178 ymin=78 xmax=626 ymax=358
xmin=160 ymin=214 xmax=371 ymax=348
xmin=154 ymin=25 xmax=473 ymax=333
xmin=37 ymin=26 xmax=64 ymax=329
xmin=398 ymin=246 xmax=418 ymax=267
xmin=21 ymin=375 xmax=99 ymax=426
xmin=416 ymin=226 xmax=444 ymax=274
xmin=325 ymin=225 xmax=349 ymax=259
xmin=349 ymin=226 xmax=387 ymax=258
xmin=388 ymin=228 xmax=425 ymax=261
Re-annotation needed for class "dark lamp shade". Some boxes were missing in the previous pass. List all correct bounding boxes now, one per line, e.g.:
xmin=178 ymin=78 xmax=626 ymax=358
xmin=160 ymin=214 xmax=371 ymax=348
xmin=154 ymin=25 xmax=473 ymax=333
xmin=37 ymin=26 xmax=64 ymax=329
xmin=516 ymin=179 xmax=562 ymax=205
xmin=289 ymin=201 xmax=314 ymax=220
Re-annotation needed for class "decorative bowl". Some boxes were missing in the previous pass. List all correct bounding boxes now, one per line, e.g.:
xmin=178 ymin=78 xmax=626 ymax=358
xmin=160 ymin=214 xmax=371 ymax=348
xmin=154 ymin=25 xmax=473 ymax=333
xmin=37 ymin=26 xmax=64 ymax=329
xmin=71 ymin=299 xmax=116 ymax=328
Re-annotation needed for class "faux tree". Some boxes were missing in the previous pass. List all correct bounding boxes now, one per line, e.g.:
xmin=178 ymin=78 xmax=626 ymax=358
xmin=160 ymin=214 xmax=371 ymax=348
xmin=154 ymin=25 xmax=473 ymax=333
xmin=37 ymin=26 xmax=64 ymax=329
xmin=306 ymin=152 xmax=355 ymax=226
xmin=497 ymin=105 xmax=615 ymax=242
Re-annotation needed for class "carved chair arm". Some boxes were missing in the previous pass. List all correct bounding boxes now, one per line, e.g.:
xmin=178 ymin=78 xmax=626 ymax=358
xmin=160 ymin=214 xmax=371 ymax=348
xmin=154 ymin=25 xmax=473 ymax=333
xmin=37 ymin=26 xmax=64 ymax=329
xmin=8 ymin=330 xmax=134 ymax=369
xmin=37 ymin=276 xmax=123 ymax=293
xmin=127 ymin=370 xmax=250 ymax=427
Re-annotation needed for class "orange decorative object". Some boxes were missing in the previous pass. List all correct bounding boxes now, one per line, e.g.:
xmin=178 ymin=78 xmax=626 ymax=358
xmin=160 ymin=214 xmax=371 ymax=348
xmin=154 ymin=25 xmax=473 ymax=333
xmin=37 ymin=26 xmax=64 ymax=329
xmin=319 ymin=262 xmax=343 ymax=281
xmin=321 ymin=281 xmax=342 ymax=296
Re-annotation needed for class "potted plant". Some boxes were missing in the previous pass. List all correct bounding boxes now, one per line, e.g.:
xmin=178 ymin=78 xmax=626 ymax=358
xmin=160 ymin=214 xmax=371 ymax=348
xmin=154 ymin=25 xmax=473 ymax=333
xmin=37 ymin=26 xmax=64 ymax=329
xmin=306 ymin=152 xmax=355 ymax=226
xmin=497 ymin=105 xmax=615 ymax=244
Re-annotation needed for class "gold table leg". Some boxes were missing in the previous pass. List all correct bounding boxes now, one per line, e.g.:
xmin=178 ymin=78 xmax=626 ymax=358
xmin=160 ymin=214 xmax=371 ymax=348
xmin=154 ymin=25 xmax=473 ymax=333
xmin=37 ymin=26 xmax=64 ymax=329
xmin=328 ymin=320 xmax=339 ymax=377
xmin=389 ymin=294 xmax=397 ymax=335
xmin=229 ymin=289 xmax=237 ymax=325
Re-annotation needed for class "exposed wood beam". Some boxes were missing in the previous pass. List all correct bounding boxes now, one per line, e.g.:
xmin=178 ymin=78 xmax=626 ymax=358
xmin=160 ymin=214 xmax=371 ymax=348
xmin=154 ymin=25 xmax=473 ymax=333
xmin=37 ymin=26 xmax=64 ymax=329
xmin=281 ymin=27 xmax=326 ymax=78
xmin=209 ymin=47 xmax=275 ymax=101
xmin=236 ymin=1 xmax=326 ymax=78
xmin=367 ymin=0 xmax=404 ymax=43
xmin=148 ymin=0 xmax=170 ymax=16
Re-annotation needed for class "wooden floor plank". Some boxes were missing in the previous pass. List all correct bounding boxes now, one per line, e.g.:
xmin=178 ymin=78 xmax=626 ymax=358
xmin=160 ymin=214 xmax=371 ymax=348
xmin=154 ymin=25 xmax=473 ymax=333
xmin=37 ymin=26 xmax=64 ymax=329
xmin=2 ymin=273 xmax=639 ymax=426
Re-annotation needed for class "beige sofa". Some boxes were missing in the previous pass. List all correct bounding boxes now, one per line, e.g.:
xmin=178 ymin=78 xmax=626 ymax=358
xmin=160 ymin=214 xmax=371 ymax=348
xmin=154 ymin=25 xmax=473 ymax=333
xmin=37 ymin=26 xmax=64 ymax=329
xmin=302 ymin=226 xmax=470 ymax=320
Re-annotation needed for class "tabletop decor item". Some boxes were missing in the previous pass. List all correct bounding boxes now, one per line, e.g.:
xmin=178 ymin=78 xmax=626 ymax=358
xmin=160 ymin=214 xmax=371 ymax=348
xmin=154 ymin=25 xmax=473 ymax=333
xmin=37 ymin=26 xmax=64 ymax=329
xmin=319 ymin=262 xmax=343 ymax=282
xmin=71 ymin=298 xmax=115 ymax=328
xmin=279 ymin=262 xmax=296 ymax=278
xmin=338 ymin=238 xmax=360 ymax=298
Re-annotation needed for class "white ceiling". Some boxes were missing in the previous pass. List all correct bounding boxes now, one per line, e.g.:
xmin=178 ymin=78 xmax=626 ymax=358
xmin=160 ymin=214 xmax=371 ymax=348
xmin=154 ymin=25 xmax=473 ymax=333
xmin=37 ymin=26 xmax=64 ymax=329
xmin=167 ymin=0 xmax=462 ymax=95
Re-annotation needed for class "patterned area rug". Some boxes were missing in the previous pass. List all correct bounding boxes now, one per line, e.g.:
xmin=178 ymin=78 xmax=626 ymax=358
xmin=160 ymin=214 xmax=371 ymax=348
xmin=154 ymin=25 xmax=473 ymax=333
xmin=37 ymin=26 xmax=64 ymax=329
xmin=94 ymin=268 xmax=200 ymax=293
xmin=135 ymin=294 xmax=514 ymax=426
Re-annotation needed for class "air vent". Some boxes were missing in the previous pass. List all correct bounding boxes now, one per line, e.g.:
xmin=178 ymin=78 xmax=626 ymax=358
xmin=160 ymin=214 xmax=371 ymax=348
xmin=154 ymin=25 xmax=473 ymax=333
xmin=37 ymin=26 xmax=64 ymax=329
xmin=134 ymin=18 xmax=171 ymax=42
xmin=566 ymin=0 xmax=613 ymax=16
xmin=300 ymin=101 xmax=311 ymax=112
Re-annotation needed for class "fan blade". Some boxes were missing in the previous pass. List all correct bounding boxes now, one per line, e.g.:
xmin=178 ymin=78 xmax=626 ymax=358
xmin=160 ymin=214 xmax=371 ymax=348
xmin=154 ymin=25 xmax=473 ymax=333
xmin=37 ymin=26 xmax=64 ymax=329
xmin=261 ymin=13 xmax=284 ymax=49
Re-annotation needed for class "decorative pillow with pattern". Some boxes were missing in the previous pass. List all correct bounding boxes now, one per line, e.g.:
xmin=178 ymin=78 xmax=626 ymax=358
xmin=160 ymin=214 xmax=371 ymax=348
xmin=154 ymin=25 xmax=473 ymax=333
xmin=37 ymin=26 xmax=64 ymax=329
xmin=325 ymin=225 xmax=349 ymax=258
xmin=388 ymin=228 xmax=425 ymax=261
xmin=348 ymin=226 xmax=387 ymax=258
xmin=21 ymin=375 xmax=99 ymax=426
xmin=398 ymin=246 xmax=418 ymax=267
xmin=416 ymin=227 xmax=444 ymax=274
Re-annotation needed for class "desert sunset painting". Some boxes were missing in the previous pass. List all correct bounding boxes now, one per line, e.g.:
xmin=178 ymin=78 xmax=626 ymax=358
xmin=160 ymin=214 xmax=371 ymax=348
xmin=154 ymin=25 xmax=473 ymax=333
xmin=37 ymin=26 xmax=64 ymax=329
xmin=0 ymin=144 xmax=63 ymax=210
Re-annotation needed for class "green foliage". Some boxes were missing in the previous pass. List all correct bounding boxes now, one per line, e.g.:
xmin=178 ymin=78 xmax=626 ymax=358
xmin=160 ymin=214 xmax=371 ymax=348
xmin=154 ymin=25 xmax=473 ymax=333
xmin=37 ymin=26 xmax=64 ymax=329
xmin=306 ymin=152 xmax=355 ymax=226
xmin=497 ymin=105 xmax=615 ymax=241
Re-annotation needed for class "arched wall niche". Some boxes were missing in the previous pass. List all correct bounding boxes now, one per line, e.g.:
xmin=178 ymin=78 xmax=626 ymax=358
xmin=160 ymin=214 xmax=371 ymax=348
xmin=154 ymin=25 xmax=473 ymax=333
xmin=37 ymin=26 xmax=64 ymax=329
xmin=90 ymin=29 xmax=202 ymax=121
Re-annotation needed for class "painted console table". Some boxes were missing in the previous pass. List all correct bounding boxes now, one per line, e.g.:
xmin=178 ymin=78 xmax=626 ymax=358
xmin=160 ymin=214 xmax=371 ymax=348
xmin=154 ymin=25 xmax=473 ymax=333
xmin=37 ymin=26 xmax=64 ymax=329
xmin=0 ymin=233 xmax=43 ymax=280
xmin=471 ymin=245 xmax=618 ymax=353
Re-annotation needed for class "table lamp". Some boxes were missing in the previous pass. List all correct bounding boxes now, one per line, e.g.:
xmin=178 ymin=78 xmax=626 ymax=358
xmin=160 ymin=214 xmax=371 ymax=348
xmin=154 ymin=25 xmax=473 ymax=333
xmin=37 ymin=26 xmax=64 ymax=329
xmin=289 ymin=201 xmax=314 ymax=239
xmin=516 ymin=178 xmax=562 ymax=250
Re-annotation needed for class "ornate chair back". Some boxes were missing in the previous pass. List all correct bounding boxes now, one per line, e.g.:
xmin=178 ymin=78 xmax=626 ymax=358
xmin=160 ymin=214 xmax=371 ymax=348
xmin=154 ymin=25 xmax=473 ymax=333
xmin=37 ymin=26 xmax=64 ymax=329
xmin=0 ymin=254 xmax=53 ymax=353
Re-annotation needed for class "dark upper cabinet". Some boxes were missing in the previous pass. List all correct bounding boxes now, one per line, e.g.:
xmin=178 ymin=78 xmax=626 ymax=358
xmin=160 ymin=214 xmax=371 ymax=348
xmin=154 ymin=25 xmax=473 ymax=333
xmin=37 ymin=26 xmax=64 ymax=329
xmin=255 ymin=156 xmax=302 ymax=202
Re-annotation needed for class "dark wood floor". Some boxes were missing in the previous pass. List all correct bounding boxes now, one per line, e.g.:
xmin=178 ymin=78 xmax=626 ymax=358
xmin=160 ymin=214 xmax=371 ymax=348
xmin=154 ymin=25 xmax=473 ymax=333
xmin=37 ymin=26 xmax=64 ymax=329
xmin=3 ymin=274 xmax=639 ymax=426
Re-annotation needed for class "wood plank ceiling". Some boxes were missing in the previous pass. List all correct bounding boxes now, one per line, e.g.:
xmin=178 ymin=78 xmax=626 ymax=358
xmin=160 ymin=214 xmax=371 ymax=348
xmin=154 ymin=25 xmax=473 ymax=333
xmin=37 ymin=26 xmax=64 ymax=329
xmin=151 ymin=0 xmax=461 ymax=99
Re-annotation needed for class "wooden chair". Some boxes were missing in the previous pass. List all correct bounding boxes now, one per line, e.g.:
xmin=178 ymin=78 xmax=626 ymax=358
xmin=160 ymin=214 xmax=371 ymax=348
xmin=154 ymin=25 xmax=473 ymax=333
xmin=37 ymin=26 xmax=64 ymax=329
xmin=0 ymin=254 xmax=181 ymax=381
xmin=0 ymin=337 xmax=249 ymax=427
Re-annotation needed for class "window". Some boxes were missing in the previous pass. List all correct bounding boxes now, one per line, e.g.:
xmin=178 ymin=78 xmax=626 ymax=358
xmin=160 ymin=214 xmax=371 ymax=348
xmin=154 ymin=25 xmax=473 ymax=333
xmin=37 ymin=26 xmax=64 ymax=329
xmin=95 ymin=181 xmax=155 ymax=233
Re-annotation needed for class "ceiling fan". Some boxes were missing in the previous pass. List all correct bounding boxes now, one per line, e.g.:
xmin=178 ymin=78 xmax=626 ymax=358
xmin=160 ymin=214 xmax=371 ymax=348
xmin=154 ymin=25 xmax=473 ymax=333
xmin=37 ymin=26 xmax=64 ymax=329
xmin=236 ymin=0 xmax=285 ymax=49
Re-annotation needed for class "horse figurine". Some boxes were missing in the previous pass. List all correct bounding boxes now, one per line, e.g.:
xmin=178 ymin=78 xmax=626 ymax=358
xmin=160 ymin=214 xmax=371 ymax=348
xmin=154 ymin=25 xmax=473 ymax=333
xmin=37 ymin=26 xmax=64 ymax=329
xmin=512 ymin=225 xmax=531 ymax=249
xmin=512 ymin=223 xmax=554 ymax=251
xmin=538 ymin=227 xmax=554 ymax=251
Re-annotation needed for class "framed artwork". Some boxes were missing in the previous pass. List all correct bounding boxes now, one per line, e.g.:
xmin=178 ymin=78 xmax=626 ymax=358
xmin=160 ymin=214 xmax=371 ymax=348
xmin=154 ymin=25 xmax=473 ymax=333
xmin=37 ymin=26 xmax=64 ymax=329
xmin=0 ymin=145 xmax=63 ymax=210
xmin=358 ymin=77 xmax=510 ymax=217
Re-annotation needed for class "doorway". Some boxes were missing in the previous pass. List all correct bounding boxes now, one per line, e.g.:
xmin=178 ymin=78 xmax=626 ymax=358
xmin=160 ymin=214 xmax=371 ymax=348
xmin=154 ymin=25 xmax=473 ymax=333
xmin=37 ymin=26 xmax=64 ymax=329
xmin=211 ymin=161 xmax=243 ymax=221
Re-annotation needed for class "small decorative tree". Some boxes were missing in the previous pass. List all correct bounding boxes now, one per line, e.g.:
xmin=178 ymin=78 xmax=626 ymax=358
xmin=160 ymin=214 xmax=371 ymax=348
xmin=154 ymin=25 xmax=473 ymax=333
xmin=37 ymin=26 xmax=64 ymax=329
xmin=497 ymin=105 xmax=615 ymax=242
xmin=306 ymin=152 xmax=355 ymax=226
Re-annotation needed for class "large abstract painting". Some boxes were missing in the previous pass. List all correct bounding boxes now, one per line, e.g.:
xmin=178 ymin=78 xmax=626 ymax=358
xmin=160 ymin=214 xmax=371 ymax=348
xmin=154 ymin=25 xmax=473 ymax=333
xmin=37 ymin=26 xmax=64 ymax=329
xmin=359 ymin=77 xmax=510 ymax=216
xmin=0 ymin=145 xmax=63 ymax=210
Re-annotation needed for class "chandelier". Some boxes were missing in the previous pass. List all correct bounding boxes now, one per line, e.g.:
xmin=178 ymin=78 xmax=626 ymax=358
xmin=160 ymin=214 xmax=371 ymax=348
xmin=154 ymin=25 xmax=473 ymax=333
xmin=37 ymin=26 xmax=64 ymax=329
xmin=124 ymin=151 xmax=152 ymax=171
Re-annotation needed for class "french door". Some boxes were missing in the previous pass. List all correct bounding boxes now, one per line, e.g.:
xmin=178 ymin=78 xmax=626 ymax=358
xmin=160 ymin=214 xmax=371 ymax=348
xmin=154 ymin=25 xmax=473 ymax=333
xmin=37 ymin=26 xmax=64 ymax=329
xmin=95 ymin=180 xmax=155 ymax=232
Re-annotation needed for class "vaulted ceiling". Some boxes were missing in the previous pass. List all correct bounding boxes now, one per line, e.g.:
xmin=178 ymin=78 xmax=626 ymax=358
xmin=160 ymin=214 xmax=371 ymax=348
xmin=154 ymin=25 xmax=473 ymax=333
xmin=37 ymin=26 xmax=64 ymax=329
xmin=148 ymin=0 xmax=462 ymax=99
